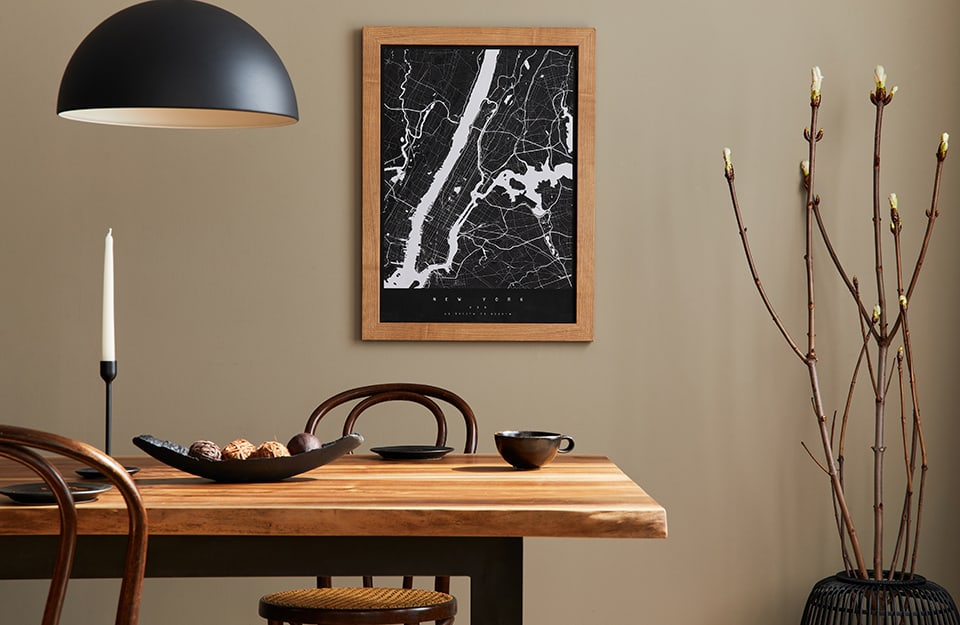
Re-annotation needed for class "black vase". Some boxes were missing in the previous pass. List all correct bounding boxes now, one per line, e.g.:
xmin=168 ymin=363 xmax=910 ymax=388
xmin=800 ymin=571 xmax=959 ymax=625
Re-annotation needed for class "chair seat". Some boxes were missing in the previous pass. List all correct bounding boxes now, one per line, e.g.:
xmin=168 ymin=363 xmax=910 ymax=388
xmin=259 ymin=586 xmax=456 ymax=624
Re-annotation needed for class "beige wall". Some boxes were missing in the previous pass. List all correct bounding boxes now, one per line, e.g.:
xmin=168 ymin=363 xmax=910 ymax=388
xmin=3 ymin=1 xmax=959 ymax=623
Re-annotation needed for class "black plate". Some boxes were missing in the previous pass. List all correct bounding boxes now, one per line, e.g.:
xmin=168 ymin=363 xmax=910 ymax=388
xmin=132 ymin=433 xmax=363 ymax=482
xmin=0 ymin=481 xmax=112 ymax=504
xmin=370 ymin=445 xmax=454 ymax=460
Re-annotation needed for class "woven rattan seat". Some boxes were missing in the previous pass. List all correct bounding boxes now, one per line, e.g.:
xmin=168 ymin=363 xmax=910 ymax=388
xmin=259 ymin=587 xmax=456 ymax=624
xmin=258 ymin=383 xmax=475 ymax=624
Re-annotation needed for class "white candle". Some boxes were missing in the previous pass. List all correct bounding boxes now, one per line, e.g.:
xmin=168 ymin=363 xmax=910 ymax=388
xmin=102 ymin=228 xmax=115 ymax=361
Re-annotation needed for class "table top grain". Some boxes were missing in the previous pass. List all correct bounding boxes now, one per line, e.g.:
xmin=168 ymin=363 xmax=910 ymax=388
xmin=0 ymin=454 xmax=666 ymax=539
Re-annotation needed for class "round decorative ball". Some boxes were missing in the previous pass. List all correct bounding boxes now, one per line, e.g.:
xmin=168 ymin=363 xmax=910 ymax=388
xmin=222 ymin=438 xmax=257 ymax=460
xmin=287 ymin=432 xmax=323 ymax=455
xmin=252 ymin=440 xmax=290 ymax=459
xmin=188 ymin=440 xmax=222 ymax=461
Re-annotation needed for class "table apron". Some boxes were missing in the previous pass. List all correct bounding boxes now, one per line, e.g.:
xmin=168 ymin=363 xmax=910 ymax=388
xmin=0 ymin=535 xmax=523 ymax=625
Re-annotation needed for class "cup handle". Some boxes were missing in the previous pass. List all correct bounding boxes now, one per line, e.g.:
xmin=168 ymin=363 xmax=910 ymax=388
xmin=558 ymin=435 xmax=575 ymax=454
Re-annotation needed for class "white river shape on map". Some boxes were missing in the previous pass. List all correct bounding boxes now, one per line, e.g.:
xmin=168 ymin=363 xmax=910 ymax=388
xmin=383 ymin=49 xmax=500 ymax=289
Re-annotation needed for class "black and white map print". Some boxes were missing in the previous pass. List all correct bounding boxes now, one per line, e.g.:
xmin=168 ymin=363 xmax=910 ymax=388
xmin=379 ymin=45 xmax=578 ymax=323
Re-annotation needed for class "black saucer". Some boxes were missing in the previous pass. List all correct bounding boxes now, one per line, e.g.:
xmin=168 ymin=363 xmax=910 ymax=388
xmin=1 ymin=481 xmax=112 ymax=504
xmin=370 ymin=445 xmax=454 ymax=460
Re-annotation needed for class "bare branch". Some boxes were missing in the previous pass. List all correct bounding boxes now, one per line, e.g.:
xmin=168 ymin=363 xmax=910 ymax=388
xmin=889 ymin=144 xmax=947 ymax=337
xmin=869 ymin=93 xmax=889 ymax=580
xmin=839 ymin=338 xmax=867 ymax=461
xmin=724 ymin=166 xmax=806 ymax=361
xmin=801 ymin=440 xmax=830 ymax=474
xmin=805 ymin=95 xmax=868 ymax=577
xmin=888 ymin=349 xmax=910 ymax=576
xmin=901 ymin=308 xmax=930 ymax=576
xmin=812 ymin=201 xmax=881 ymax=340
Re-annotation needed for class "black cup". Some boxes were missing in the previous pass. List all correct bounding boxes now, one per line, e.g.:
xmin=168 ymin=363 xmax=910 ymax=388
xmin=494 ymin=430 xmax=575 ymax=469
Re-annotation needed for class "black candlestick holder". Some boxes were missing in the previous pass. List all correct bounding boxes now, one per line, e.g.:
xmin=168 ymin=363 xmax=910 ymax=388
xmin=77 ymin=361 xmax=138 ymax=478
xmin=100 ymin=360 xmax=117 ymax=455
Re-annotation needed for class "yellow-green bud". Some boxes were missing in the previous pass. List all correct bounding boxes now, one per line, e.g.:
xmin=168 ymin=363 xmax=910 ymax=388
xmin=723 ymin=147 xmax=733 ymax=176
xmin=800 ymin=160 xmax=810 ymax=177
xmin=940 ymin=133 xmax=950 ymax=157
xmin=811 ymin=66 xmax=823 ymax=101
xmin=874 ymin=65 xmax=886 ymax=90
xmin=899 ymin=294 xmax=908 ymax=308
xmin=872 ymin=305 xmax=881 ymax=322
xmin=889 ymin=193 xmax=898 ymax=210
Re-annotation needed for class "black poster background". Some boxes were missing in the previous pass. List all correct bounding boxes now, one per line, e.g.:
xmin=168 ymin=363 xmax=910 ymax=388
xmin=379 ymin=45 xmax=579 ymax=324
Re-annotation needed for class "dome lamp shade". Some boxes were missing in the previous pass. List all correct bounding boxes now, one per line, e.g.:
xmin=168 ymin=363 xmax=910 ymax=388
xmin=57 ymin=0 xmax=299 ymax=129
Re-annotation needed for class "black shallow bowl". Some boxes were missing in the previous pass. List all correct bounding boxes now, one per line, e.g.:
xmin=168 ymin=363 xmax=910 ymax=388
xmin=132 ymin=433 xmax=363 ymax=483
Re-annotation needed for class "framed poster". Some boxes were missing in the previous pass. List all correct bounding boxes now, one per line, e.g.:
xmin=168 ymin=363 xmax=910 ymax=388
xmin=362 ymin=27 xmax=595 ymax=341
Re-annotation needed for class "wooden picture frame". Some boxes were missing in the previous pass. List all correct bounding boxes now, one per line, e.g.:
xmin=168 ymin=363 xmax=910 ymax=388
xmin=362 ymin=27 xmax=595 ymax=341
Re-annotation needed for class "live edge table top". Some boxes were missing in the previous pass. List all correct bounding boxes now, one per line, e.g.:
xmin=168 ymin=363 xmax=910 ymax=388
xmin=0 ymin=454 xmax=667 ymax=540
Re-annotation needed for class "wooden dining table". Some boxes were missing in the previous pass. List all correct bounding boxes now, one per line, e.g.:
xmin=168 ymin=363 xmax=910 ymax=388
xmin=0 ymin=453 xmax=667 ymax=624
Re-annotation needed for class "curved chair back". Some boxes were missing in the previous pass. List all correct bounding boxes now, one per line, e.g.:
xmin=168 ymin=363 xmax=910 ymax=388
xmin=304 ymin=383 xmax=477 ymax=595
xmin=305 ymin=383 xmax=478 ymax=453
xmin=0 ymin=425 xmax=148 ymax=625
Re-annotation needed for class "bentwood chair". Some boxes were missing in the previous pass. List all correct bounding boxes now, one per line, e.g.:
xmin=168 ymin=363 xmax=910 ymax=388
xmin=258 ymin=383 xmax=478 ymax=625
xmin=0 ymin=424 xmax=148 ymax=625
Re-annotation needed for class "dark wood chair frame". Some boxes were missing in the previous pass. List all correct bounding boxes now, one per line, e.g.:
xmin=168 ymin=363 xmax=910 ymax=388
xmin=305 ymin=382 xmax=478 ymax=455
xmin=0 ymin=424 xmax=148 ymax=625
xmin=258 ymin=383 xmax=478 ymax=624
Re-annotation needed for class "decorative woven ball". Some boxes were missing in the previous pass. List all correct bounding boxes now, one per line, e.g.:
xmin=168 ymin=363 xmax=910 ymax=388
xmin=222 ymin=438 xmax=257 ymax=460
xmin=188 ymin=440 xmax=222 ymax=461
xmin=252 ymin=440 xmax=290 ymax=459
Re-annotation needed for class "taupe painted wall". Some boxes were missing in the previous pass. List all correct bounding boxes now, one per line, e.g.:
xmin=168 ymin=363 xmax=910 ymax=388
xmin=2 ymin=1 xmax=959 ymax=623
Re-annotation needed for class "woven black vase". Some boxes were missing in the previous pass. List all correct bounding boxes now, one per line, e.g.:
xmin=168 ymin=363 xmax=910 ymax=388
xmin=800 ymin=571 xmax=959 ymax=625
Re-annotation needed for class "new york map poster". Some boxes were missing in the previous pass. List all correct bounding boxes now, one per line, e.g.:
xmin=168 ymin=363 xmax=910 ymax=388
xmin=362 ymin=28 xmax=595 ymax=341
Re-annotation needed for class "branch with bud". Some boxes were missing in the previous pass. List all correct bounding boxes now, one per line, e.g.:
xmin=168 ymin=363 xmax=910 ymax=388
xmin=811 ymin=66 xmax=823 ymax=104
xmin=722 ymin=66 xmax=950 ymax=581
xmin=871 ymin=64 xmax=898 ymax=105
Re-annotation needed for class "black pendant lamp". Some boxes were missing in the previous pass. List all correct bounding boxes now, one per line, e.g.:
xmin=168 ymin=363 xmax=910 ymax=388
xmin=57 ymin=0 xmax=298 ymax=129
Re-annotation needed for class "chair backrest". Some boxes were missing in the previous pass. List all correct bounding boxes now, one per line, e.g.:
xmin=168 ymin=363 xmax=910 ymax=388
xmin=0 ymin=425 xmax=148 ymax=625
xmin=304 ymin=383 xmax=478 ymax=453
xmin=304 ymin=383 xmax=477 ymax=593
